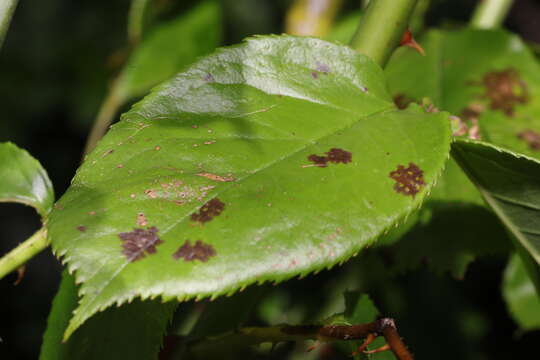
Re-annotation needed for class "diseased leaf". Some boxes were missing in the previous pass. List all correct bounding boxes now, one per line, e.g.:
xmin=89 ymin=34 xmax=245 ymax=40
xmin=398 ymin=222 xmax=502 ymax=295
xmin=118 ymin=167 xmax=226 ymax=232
xmin=48 ymin=35 xmax=452 ymax=339
xmin=451 ymin=139 xmax=540 ymax=266
xmin=116 ymin=0 xmax=221 ymax=101
xmin=40 ymin=271 xmax=176 ymax=360
xmin=0 ymin=142 xmax=54 ymax=218
xmin=503 ymin=254 xmax=540 ymax=331
xmin=386 ymin=29 xmax=540 ymax=161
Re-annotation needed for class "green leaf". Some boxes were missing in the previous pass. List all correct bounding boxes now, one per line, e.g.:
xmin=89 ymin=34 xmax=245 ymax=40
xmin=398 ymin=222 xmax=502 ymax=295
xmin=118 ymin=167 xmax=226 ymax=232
xmin=0 ymin=142 xmax=54 ymax=218
xmin=116 ymin=0 xmax=221 ymax=101
xmin=49 ymin=35 xmax=452 ymax=339
xmin=503 ymin=254 xmax=540 ymax=331
xmin=386 ymin=28 xmax=540 ymax=161
xmin=40 ymin=271 xmax=176 ymax=360
xmin=451 ymin=139 xmax=540 ymax=265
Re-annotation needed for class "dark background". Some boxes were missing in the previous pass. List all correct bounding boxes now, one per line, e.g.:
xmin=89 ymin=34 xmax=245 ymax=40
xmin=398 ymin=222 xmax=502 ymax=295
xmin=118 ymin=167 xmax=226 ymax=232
xmin=1 ymin=0 xmax=540 ymax=359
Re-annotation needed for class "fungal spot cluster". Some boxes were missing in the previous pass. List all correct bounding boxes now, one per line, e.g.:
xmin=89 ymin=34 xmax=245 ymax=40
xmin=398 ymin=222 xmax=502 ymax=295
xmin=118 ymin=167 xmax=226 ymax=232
xmin=191 ymin=198 xmax=225 ymax=223
xmin=480 ymin=68 xmax=529 ymax=116
xmin=119 ymin=226 xmax=163 ymax=262
xmin=517 ymin=129 xmax=540 ymax=150
xmin=456 ymin=103 xmax=483 ymax=140
xmin=173 ymin=240 xmax=216 ymax=262
xmin=389 ymin=162 xmax=425 ymax=197
xmin=307 ymin=148 xmax=352 ymax=167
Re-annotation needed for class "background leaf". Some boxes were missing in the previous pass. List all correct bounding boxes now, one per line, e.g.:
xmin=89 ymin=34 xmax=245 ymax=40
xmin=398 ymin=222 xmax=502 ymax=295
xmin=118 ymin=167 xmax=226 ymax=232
xmin=0 ymin=142 xmax=54 ymax=218
xmin=115 ymin=0 xmax=221 ymax=102
xmin=48 ymin=35 xmax=452 ymax=339
xmin=39 ymin=271 xmax=176 ymax=360
xmin=502 ymin=254 xmax=540 ymax=331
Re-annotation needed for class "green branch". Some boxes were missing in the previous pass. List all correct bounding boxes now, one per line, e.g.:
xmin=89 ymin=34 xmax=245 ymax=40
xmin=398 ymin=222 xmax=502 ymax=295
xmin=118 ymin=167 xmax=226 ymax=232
xmin=471 ymin=0 xmax=514 ymax=29
xmin=0 ymin=0 xmax=19 ymax=50
xmin=0 ymin=227 xmax=49 ymax=280
xmin=349 ymin=0 xmax=418 ymax=67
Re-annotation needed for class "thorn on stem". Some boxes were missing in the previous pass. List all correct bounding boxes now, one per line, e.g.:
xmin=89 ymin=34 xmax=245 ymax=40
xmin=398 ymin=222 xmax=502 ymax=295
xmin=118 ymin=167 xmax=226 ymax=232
xmin=400 ymin=29 xmax=425 ymax=56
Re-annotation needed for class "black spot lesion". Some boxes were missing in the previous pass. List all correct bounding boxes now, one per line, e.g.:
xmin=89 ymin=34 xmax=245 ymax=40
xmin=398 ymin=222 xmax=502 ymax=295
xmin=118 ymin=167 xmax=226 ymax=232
xmin=119 ymin=226 xmax=163 ymax=262
xmin=307 ymin=148 xmax=352 ymax=168
xmin=173 ymin=240 xmax=216 ymax=262
xmin=389 ymin=163 xmax=426 ymax=197
xmin=191 ymin=198 xmax=225 ymax=223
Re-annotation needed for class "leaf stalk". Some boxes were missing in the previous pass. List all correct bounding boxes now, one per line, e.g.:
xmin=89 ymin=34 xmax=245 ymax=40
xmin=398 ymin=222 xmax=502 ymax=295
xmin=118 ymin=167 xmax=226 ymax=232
xmin=0 ymin=227 xmax=49 ymax=280
xmin=0 ymin=0 xmax=19 ymax=50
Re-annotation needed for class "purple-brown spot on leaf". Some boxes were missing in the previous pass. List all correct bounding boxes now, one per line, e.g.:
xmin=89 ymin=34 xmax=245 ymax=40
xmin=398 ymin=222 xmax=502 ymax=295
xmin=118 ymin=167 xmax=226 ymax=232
xmin=389 ymin=163 xmax=426 ymax=197
xmin=307 ymin=154 xmax=328 ymax=167
xmin=311 ymin=71 xmax=318 ymax=79
xmin=191 ymin=198 xmax=225 ymax=223
xmin=203 ymin=73 xmax=215 ymax=82
xmin=480 ymin=68 xmax=529 ymax=116
xmin=518 ymin=129 xmax=540 ymax=150
xmin=118 ymin=226 xmax=163 ymax=262
xmin=325 ymin=148 xmax=352 ymax=164
xmin=76 ymin=225 xmax=86 ymax=232
xmin=172 ymin=240 xmax=216 ymax=262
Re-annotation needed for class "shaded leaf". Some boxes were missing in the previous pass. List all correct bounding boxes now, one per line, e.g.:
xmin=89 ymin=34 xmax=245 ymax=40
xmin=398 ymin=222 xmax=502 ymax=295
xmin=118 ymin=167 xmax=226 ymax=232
xmin=0 ymin=142 xmax=54 ymax=218
xmin=503 ymin=254 xmax=540 ymax=331
xmin=451 ymin=139 xmax=540 ymax=265
xmin=48 ymin=35 xmax=452 ymax=339
xmin=40 ymin=271 xmax=176 ymax=360
xmin=115 ymin=0 xmax=221 ymax=101
xmin=385 ymin=202 xmax=511 ymax=278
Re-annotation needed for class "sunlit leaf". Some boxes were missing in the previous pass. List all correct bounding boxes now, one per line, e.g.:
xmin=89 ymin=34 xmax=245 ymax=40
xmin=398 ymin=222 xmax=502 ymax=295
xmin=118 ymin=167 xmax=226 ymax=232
xmin=48 ymin=35 xmax=452 ymax=339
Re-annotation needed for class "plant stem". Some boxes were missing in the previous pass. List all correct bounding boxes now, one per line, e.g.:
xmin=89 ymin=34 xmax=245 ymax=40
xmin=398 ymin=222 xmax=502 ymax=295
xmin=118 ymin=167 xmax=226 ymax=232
xmin=128 ymin=0 xmax=152 ymax=46
xmin=0 ymin=227 xmax=49 ymax=280
xmin=0 ymin=0 xmax=19 ymax=50
xmin=188 ymin=318 xmax=413 ymax=360
xmin=471 ymin=0 xmax=513 ymax=29
xmin=83 ymin=84 xmax=124 ymax=156
xmin=349 ymin=0 xmax=418 ymax=67
xmin=286 ymin=0 xmax=343 ymax=37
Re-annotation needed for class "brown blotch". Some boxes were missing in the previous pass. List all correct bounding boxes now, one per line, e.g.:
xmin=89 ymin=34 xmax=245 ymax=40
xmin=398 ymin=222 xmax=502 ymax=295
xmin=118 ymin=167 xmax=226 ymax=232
xmin=203 ymin=73 xmax=215 ymax=82
xmin=173 ymin=240 xmax=216 ymax=262
xmin=118 ymin=226 xmax=163 ymax=262
xmin=311 ymin=71 xmax=318 ymax=79
xmin=393 ymin=94 xmax=413 ymax=110
xmin=307 ymin=148 xmax=352 ymax=167
xmin=480 ymin=68 xmax=529 ymax=116
xmin=191 ymin=198 xmax=225 ymax=223
xmin=196 ymin=172 xmax=235 ymax=182
xmin=389 ymin=162 xmax=426 ymax=197
xmin=326 ymin=148 xmax=352 ymax=164
xmin=518 ymin=129 xmax=540 ymax=150
xmin=76 ymin=225 xmax=86 ymax=232
xmin=307 ymin=154 xmax=328 ymax=167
